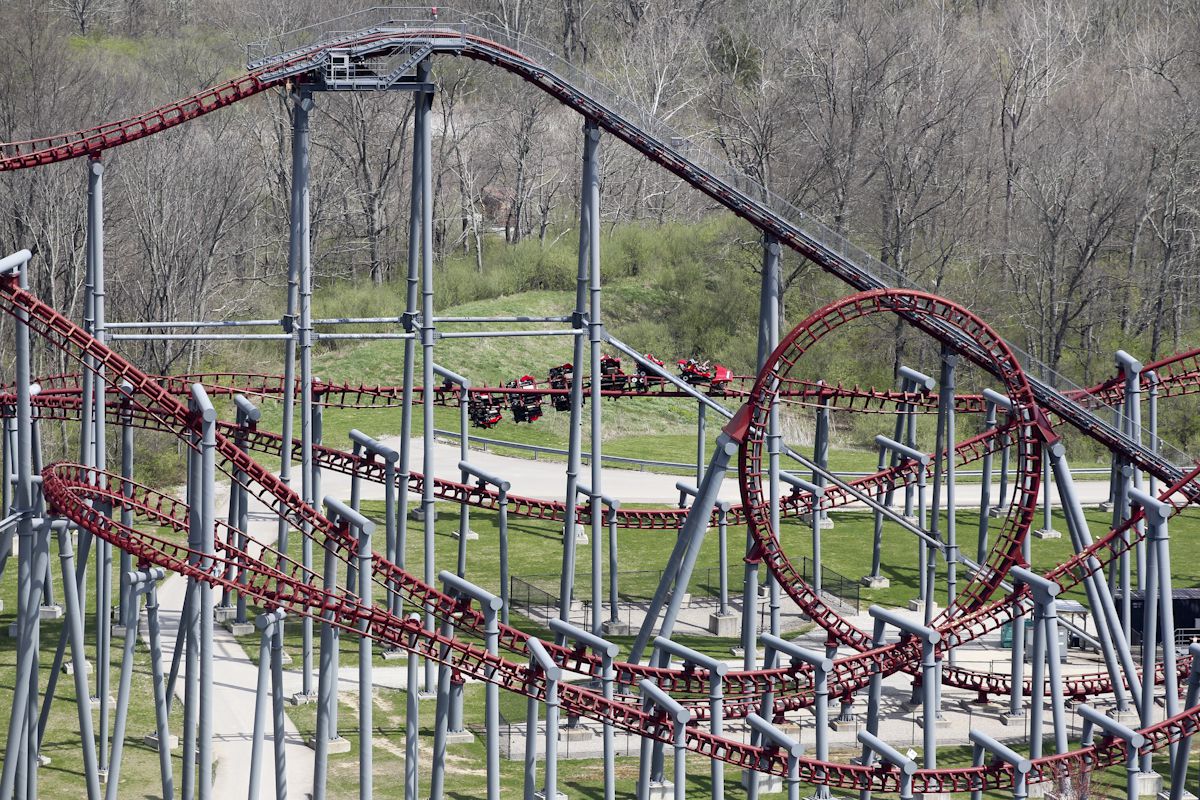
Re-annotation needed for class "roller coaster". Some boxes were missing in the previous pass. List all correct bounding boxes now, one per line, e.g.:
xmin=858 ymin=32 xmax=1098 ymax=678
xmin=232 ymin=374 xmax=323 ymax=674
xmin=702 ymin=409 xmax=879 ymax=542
xmin=2 ymin=7 xmax=1200 ymax=800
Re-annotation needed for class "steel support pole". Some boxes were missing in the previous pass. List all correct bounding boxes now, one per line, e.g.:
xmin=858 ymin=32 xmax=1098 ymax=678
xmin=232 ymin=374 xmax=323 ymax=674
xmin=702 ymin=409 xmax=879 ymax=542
xmin=145 ymin=581 xmax=174 ymax=800
xmin=105 ymin=569 xmax=162 ymax=800
xmin=417 ymin=58 xmax=438 ymax=695
xmin=395 ymin=62 xmax=429 ymax=629
xmin=583 ymin=121 xmax=605 ymax=637
xmin=559 ymin=120 xmax=599 ymax=622
xmin=1049 ymin=443 xmax=1141 ymax=713
xmin=190 ymin=386 xmax=216 ymax=800
xmin=53 ymin=523 xmax=102 ymax=800
xmin=271 ymin=606 xmax=286 ymax=800
xmin=429 ymin=616 xmax=454 ymax=800
xmin=717 ymin=503 xmax=730 ymax=615
xmin=248 ymin=610 xmax=285 ymax=800
xmin=405 ymin=616 xmax=420 ymax=800
xmin=978 ymin=401 xmax=997 ymax=562
xmin=941 ymin=353 xmax=958 ymax=626
xmin=1168 ymin=644 xmax=1200 ymax=800
xmin=696 ymin=402 xmax=706 ymax=483
xmin=289 ymin=87 xmax=316 ymax=700
xmin=743 ymin=234 xmax=780 ymax=671
xmin=869 ymin=376 xmax=912 ymax=583
xmin=629 ymin=433 xmax=737 ymax=662
xmin=1 ymin=253 xmax=37 ymax=800
xmin=313 ymin=539 xmax=342 ymax=800
xmin=357 ymin=519 xmax=373 ymax=800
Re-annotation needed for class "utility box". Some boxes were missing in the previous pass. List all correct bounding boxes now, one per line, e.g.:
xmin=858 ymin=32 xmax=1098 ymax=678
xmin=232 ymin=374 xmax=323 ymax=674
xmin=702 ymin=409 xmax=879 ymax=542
xmin=1000 ymin=619 xmax=1067 ymax=662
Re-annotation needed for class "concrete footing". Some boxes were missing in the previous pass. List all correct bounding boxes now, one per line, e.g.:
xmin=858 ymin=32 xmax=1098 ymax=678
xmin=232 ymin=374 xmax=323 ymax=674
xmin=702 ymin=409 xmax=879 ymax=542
xmin=999 ymin=711 xmax=1026 ymax=727
xmin=708 ymin=612 xmax=738 ymax=636
xmin=861 ymin=575 xmax=890 ymax=589
xmin=1033 ymin=528 xmax=1062 ymax=539
xmin=445 ymin=729 xmax=476 ymax=745
xmin=451 ymin=528 xmax=479 ymax=541
xmin=602 ymin=620 xmax=631 ymax=636
xmin=409 ymin=506 xmax=437 ymax=522
xmin=740 ymin=771 xmax=784 ymax=794
xmin=144 ymin=731 xmax=179 ymax=751
xmin=225 ymin=621 xmax=255 ymax=636
xmin=307 ymin=735 xmax=351 ymax=754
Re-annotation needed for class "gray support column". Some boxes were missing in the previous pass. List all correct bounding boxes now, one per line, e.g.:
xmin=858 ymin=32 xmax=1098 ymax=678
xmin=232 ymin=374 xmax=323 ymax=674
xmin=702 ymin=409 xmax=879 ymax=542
xmin=762 ymin=634 xmax=831 ymax=798
xmin=977 ymin=399 xmax=998 ymax=562
xmin=637 ymin=680 xmax=689 ymax=800
xmin=395 ymin=61 xmax=429 ymax=628
xmin=434 ymin=366 xmax=473 ymax=577
xmin=1117 ymin=351 xmax=1147 ymax=591
xmin=653 ymin=636 xmax=729 ymax=799
xmin=191 ymin=384 xmax=216 ymax=800
xmin=869 ymin=607 xmax=940 ymax=766
xmin=53 ymin=522 xmax=102 ymax=800
xmin=743 ymin=234 xmax=780 ymax=671
xmin=523 ymin=638 xmax=561 ymax=800
xmin=1078 ymin=704 xmax=1145 ymax=800
xmin=549 ymin=621 xmax=619 ymax=800
xmin=145 ymin=580 xmax=174 ymax=800
xmin=858 ymin=732 xmax=918 ymax=800
xmin=105 ymin=569 xmax=164 ymax=800
xmin=416 ymin=57 xmax=438 ymax=695
xmin=748 ymin=714 xmax=804 ymax=800
xmin=293 ymin=86 xmax=317 ymax=702
xmin=584 ymin=120 xmax=605 ymax=637
xmin=941 ymin=351 xmax=959 ymax=624
xmin=357 ymin=514 xmax=374 ymax=800
xmin=629 ymin=432 xmax=738 ymax=662
xmin=858 ymin=617 xmax=888 ymax=800
xmin=717 ymin=501 xmax=730 ymax=616
xmin=560 ymin=120 xmax=600 ymax=622
xmin=269 ymin=603 xmax=288 ymax=800
xmin=1048 ymin=442 xmax=1140 ymax=713
xmin=88 ymin=156 xmax=113 ymax=785
xmin=1131 ymin=487 xmax=1174 ymax=777
xmin=875 ymin=436 xmax=931 ymax=614
xmin=969 ymin=731 xmax=1031 ymax=800
xmin=405 ymin=615 xmax=420 ymax=800
xmin=444 ymin=573 xmax=503 ymax=800
xmin=279 ymin=88 xmax=313 ymax=562
xmin=696 ymin=402 xmax=706 ymax=483
xmin=868 ymin=377 xmax=910 ymax=587
xmin=118 ymin=383 xmax=134 ymax=622
xmin=248 ymin=610 xmax=285 ymax=800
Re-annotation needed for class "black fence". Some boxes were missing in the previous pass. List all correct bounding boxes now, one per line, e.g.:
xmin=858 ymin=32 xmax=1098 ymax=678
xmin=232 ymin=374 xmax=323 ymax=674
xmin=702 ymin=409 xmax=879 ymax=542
xmin=799 ymin=556 xmax=861 ymax=613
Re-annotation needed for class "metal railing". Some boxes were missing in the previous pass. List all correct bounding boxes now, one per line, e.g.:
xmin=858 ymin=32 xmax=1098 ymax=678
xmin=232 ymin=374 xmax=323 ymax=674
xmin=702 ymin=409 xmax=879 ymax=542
xmin=436 ymin=427 xmax=1111 ymax=480
xmin=799 ymin=556 xmax=861 ymax=614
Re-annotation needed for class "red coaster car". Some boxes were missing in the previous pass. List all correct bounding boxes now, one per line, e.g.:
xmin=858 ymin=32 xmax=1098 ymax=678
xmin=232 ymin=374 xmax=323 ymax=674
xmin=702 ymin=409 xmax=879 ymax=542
xmin=507 ymin=375 xmax=543 ymax=423
xmin=547 ymin=362 xmax=576 ymax=411
xmin=468 ymin=392 xmax=504 ymax=429
xmin=599 ymin=354 xmax=628 ymax=392
xmin=632 ymin=353 xmax=665 ymax=391
xmin=677 ymin=357 xmax=732 ymax=392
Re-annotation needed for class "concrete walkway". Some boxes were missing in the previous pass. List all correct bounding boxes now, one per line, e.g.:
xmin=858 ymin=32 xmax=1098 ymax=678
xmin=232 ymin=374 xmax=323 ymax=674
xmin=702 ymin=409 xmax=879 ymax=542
xmin=154 ymin=504 xmax=315 ymax=799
